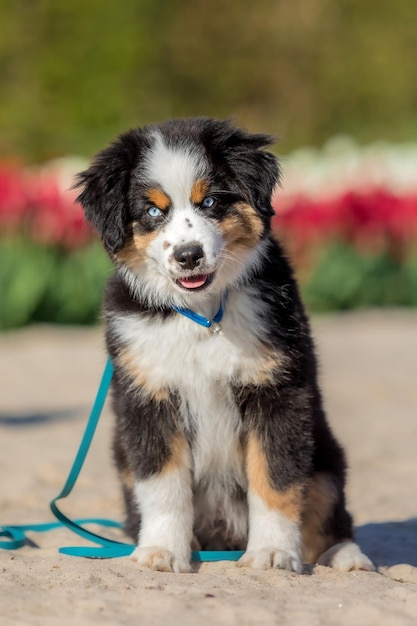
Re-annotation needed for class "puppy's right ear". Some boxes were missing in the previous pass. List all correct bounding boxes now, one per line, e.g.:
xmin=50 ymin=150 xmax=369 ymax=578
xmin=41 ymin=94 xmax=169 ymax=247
xmin=75 ymin=131 xmax=140 ymax=255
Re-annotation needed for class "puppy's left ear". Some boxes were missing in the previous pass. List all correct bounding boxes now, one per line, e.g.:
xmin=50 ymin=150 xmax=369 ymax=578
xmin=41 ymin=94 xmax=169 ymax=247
xmin=202 ymin=119 xmax=281 ymax=219
xmin=75 ymin=131 xmax=140 ymax=255
xmin=222 ymin=127 xmax=281 ymax=218
xmin=238 ymin=146 xmax=280 ymax=218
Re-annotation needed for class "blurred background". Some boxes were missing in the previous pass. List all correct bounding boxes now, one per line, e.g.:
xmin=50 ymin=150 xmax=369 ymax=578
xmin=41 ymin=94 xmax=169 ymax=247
xmin=1 ymin=0 xmax=417 ymax=329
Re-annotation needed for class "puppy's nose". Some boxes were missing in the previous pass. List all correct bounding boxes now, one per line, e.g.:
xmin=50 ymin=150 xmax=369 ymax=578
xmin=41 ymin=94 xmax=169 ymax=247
xmin=173 ymin=243 xmax=204 ymax=270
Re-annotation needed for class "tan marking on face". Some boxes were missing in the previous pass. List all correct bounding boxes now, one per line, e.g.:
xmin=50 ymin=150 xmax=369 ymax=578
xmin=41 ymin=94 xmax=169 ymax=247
xmin=219 ymin=203 xmax=264 ymax=250
xmin=190 ymin=178 xmax=209 ymax=205
xmin=145 ymin=187 xmax=171 ymax=210
xmin=115 ymin=224 xmax=158 ymax=267
xmin=160 ymin=433 xmax=189 ymax=476
xmin=301 ymin=472 xmax=339 ymax=563
xmin=246 ymin=432 xmax=303 ymax=522
xmin=118 ymin=349 xmax=168 ymax=401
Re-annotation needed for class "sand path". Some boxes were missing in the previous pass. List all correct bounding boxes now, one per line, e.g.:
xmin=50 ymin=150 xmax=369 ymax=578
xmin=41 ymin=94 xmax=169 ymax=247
xmin=1 ymin=311 xmax=416 ymax=625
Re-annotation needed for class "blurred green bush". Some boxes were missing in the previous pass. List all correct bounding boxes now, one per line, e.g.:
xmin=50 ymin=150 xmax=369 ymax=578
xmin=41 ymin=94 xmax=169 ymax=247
xmin=302 ymin=243 xmax=417 ymax=311
xmin=2 ymin=236 xmax=417 ymax=330
xmin=1 ymin=138 xmax=417 ymax=330
xmin=0 ymin=239 xmax=111 ymax=329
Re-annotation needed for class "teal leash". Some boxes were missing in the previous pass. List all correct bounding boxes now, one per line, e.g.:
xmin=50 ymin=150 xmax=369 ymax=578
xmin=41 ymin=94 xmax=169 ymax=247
xmin=0 ymin=518 xmax=124 ymax=552
xmin=0 ymin=356 xmax=244 ymax=563
xmin=49 ymin=357 xmax=132 ymax=558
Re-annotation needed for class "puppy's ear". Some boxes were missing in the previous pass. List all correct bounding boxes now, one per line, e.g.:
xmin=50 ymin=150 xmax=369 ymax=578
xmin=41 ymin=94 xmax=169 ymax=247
xmin=75 ymin=131 xmax=140 ymax=255
xmin=225 ymin=128 xmax=281 ymax=218
xmin=234 ymin=145 xmax=280 ymax=218
xmin=204 ymin=120 xmax=280 ymax=218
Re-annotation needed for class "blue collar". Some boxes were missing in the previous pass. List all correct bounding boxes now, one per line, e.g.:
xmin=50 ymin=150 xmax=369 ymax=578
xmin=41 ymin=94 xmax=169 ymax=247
xmin=172 ymin=292 xmax=228 ymax=334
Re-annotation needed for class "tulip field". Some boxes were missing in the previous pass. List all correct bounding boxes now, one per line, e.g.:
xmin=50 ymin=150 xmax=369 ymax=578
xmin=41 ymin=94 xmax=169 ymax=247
xmin=1 ymin=139 xmax=417 ymax=328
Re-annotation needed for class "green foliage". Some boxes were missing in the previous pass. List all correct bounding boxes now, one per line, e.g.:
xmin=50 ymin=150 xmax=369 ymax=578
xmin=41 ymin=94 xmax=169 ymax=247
xmin=33 ymin=243 xmax=112 ymax=324
xmin=1 ymin=1 xmax=417 ymax=161
xmin=0 ymin=238 xmax=55 ymax=328
xmin=302 ymin=243 xmax=417 ymax=312
xmin=403 ymin=250 xmax=417 ymax=307
xmin=1 ymin=237 xmax=416 ymax=331
xmin=0 ymin=238 xmax=111 ymax=330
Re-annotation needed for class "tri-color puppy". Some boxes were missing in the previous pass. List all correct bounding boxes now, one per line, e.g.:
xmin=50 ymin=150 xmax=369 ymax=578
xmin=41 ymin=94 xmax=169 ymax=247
xmin=76 ymin=117 xmax=373 ymax=574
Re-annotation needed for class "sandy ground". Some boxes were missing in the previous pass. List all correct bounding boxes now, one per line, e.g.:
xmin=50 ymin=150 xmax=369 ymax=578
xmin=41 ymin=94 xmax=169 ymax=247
xmin=1 ymin=311 xmax=416 ymax=626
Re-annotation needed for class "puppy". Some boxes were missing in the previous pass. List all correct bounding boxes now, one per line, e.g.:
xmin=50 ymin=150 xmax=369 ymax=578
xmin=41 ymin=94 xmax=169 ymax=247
xmin=76 ymin=117 xmax=373 ymax=573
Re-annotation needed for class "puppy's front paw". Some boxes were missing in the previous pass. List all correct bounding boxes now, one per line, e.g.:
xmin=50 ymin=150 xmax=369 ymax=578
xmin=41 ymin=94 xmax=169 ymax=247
xmin=318 ymin=541 xmax=375 ymax=572
xmin=238 ymin=548 xmax=302 ymax=573
xmin=132 ymin=546 xmax=191 ymax=573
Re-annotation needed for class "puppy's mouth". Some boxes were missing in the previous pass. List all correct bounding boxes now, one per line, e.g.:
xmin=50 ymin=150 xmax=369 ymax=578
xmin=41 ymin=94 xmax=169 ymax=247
xmin=176 ymin=273 xmax=215 ymax=291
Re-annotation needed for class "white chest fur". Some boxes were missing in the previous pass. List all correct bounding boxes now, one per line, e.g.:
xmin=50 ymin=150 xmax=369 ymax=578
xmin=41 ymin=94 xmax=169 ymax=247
xmin=111 ymin=289 xmax=274 ymax=483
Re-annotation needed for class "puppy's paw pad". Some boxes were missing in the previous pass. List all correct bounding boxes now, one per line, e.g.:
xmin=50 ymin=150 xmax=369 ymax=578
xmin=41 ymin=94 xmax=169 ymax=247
xmin=318 ymin=542 xmax=374 ymax=572
xmin=238 ymin=548 xmax=302 ymax=573
xmin=132 ymin=547 xmax=191 ymax=573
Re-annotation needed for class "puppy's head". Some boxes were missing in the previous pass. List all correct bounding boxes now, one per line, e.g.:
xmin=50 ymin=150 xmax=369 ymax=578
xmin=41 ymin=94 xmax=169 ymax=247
xmin=76 ymin=118 xmax=280 ymax=307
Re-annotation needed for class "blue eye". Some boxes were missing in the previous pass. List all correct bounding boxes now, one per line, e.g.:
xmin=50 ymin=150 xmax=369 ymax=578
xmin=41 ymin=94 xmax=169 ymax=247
xmin=147 ymin=206 xmax=163 ymax=218
xmin=201 ymin=197 xmax=215 ymax=209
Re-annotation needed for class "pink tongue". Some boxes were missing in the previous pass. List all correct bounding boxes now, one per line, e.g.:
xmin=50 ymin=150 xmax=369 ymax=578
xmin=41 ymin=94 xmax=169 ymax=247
xmin=179 ymin=275 xmax=208 ymax=289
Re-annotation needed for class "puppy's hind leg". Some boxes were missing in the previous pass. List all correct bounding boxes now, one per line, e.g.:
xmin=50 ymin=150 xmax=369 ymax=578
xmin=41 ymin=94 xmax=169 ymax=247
xmin=301 ymin=472 xmax=374 ymax=572
xmin=318 ymin=541 xmax=374 ymax=572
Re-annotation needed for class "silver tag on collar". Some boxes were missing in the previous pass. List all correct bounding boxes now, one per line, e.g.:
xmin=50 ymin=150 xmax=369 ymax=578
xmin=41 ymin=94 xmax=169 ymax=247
xmin=209 ymin=322 xmax=222 ymax=334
